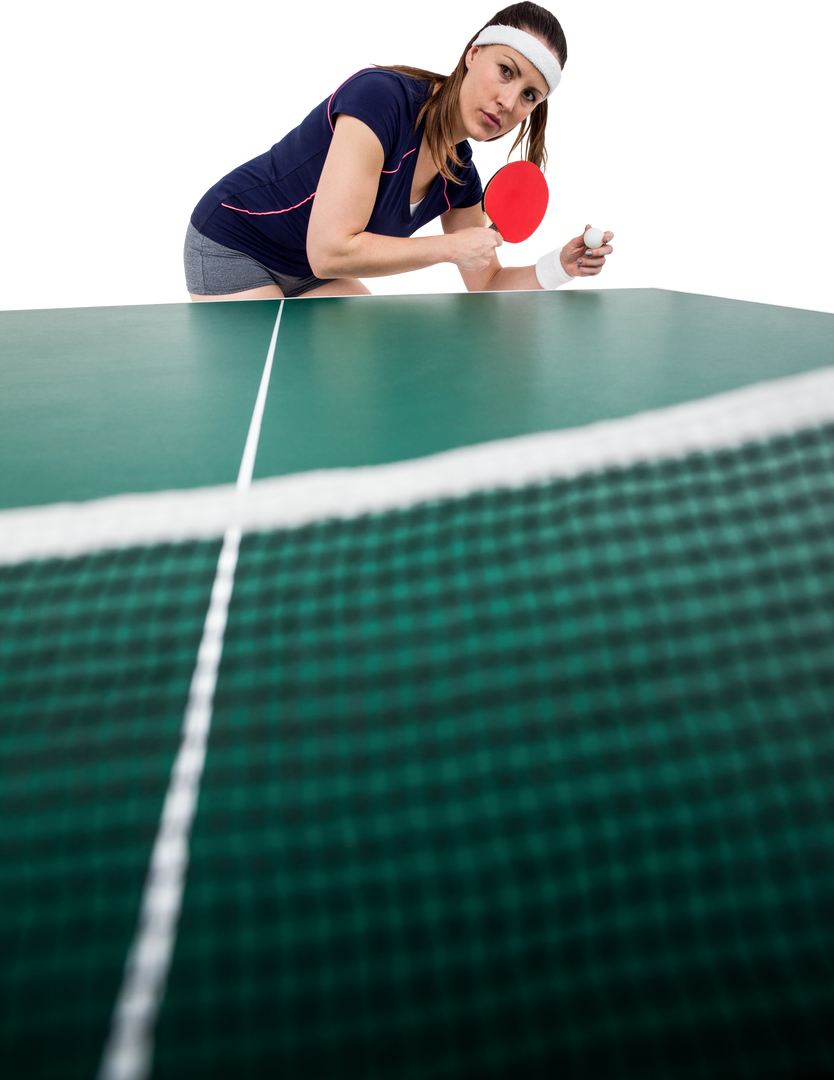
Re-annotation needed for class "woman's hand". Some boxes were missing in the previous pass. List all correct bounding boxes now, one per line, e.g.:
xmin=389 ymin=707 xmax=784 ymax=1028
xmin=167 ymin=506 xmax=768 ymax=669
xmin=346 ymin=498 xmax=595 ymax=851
xmin=559 ymin=225 xmax=615 ymax=277
xmin=444 ymin=226 xmax=503 ymax=272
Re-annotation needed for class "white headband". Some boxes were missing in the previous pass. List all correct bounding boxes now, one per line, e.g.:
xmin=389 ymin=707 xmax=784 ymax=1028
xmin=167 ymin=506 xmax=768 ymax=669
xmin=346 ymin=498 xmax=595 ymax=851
xmin=472 ymin=24 xmax=561 ymax=97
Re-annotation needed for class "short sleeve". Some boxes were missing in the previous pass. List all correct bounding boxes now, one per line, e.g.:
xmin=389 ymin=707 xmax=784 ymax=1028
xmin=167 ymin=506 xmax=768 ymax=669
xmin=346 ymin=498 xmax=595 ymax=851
xmin=329 ymin=69 xmax=412 ymax=161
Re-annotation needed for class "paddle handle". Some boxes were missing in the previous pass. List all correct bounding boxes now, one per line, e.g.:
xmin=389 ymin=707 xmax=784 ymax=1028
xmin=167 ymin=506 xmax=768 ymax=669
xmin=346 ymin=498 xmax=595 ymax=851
xmin=481 ymin=208 xmax=501 ymax=236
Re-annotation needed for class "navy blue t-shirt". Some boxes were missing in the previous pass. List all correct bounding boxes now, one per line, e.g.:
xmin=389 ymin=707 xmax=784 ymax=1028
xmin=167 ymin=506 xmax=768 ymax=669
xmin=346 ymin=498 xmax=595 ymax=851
xmin=191 ymin=68 xmax=484 ymax=276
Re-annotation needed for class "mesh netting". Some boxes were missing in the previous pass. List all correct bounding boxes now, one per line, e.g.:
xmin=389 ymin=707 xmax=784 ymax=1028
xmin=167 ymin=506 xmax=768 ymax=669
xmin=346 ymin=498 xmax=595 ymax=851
xmin=2 ymin=426 xmax=834 ymax=1079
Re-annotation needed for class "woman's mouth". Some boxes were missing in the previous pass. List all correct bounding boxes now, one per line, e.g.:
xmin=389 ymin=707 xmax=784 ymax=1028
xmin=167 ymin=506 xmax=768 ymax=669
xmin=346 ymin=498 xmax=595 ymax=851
xmin=481 ymin=111 xmax=500 ymax=130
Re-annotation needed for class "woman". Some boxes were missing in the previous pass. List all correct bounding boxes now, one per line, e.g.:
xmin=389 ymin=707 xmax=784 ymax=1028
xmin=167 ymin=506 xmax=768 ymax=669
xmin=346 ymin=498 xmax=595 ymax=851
xmin=185 ymin=1 xmax=613 ymax=301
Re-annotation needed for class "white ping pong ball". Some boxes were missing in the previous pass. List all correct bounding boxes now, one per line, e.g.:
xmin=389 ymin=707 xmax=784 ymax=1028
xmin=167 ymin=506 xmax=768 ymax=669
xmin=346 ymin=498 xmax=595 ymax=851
xmin=584 ymin=227 xmax=605 ymax=250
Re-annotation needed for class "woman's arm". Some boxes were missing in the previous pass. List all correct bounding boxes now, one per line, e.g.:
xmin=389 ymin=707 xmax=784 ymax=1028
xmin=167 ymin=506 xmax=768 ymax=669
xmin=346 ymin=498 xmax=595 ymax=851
xmin=442 ymin=204 xmax=539 ymax=291
xmin=306 ymin=115 xmax=500 ymax=279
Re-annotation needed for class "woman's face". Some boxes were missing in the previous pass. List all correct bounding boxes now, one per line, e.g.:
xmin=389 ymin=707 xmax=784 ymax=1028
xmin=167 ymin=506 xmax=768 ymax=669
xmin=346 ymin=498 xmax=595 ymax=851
xmin=456 ymin=41 xmax=552 ymax=143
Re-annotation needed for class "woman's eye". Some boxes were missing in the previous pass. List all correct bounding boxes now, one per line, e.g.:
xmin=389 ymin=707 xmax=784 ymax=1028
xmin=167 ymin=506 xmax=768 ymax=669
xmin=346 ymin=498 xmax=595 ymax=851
xmin=500 ymin=65 xmax=512 ymax=77
xmin=501 ymin=66 xmax=533 ymax=101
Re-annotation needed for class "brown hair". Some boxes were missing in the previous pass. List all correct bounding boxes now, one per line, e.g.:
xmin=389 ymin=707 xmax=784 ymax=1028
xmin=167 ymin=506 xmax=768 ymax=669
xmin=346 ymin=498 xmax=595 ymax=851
xmin=375 ymin=2 xmax=567 ymax=184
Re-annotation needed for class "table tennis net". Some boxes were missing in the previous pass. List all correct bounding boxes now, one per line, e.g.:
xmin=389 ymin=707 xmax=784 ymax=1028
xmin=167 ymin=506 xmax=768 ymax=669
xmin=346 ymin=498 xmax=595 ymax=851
xmin=2 ymin=370 xmax=834 ymax=1079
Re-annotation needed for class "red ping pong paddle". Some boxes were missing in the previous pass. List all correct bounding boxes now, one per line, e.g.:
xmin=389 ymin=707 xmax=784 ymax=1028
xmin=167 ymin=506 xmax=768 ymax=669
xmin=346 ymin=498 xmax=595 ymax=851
xmin=482 ymin=160 xmax=549 ymax=243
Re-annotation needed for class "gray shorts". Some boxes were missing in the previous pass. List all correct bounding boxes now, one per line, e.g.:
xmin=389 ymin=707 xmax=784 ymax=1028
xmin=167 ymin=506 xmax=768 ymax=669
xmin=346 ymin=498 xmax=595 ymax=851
xmin=184 ymin=222 xmax=334 ymax=298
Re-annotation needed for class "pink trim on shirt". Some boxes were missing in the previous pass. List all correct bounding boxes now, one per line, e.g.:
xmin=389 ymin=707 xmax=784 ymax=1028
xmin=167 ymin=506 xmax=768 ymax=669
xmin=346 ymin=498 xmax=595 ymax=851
xmin=381 ymin=147 xmax=417 ymax=174
xmin=442 ymin=176 xmax=450 ymax=212
xmin=327 ymin=67 xmax=375 ymax=132
xmin=221 ymin=192 xmax=316 ymax=216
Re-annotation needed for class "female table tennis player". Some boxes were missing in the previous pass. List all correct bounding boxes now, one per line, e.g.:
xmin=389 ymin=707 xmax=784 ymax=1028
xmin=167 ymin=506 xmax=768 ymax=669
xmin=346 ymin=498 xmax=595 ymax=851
xmin=185 ymin=1 xmax=613 ymax=301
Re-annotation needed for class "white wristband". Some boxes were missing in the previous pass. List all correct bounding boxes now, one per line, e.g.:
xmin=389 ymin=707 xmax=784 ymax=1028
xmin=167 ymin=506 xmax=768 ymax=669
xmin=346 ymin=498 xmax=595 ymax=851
xmin=535 ymin=247 xmax=572 ymax=290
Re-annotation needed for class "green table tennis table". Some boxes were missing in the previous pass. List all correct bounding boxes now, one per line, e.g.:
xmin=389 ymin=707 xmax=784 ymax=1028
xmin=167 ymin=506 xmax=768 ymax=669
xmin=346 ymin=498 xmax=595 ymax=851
xmin=2 ymin=288 xmax=834 ymax=1080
